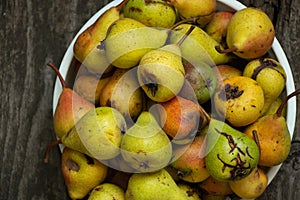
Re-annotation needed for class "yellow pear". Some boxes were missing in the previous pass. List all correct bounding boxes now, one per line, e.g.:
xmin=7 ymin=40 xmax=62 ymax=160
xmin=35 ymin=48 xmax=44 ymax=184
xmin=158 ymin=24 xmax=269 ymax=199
xmin=73 ymin=0 xmax=129 ymax=74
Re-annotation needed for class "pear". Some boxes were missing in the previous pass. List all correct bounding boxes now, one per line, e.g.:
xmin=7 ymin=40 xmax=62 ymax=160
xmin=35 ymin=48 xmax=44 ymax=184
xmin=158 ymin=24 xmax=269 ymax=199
xmin=73 ymin=0 xmax=129 ymax=74
xmin=73 ymin=74 xmax=111 ymax=104
xmin=88 ymin=183 xmax=125 ymax=200
xmin=171 ymin=135 xmax=210 ymax=183
xmin=125 ymin=169 xmax=189 ymax=200
xmin=99 ymin=68 xmax=144 ymax=125
xmin=217 ymin=7 xmax=275 ymax=59
xmin=158 ymin=96 xmax=208 ymax=143
xmin=120 ymin=111 xmax=172 ymax=172
xmin=48 ymin=63 xmax=94 ymax=138
xmin=61 ymin=147 xmax=108 ymax=200
xmin=169 ymin=24 xmax=231 ymax=66
xmin=199 ymin=176 xmax=233 ymax=196
xmin=166 ymin=0 xmax=216 ymax=27
xmin=213 ymin=76 xmax=265 ymax=127
xmin=243 ymin=89 xmax=300 ymax=166
xmin=243 ymin=58 xmax=286 ymax=116
xmin=205 ymin=11 xmax=233 ymax=45
xmin=103 ymin=17 xmax=169 ymax=69
xmin=137 ymin=26 xmax=197 ymax=102
xmin=229 ymin=167 xmax=268 ymax=199
xmin=205 ymin=119 xmax=260 ymax=181
xmin=264 ymin=97 xmax=286 ymax=116
xmin=212 ymin=64 xmax=242 ymax=88
xmin=182 ymin=60 xmax=217 ymax=104
xmin=123 ymin=0 xmax=177 ymax=28
xmin=178 ymin=183 xmax=201 ymax=200
xmin=61 ymin=107 xmax=127 ymax=161
xmin=137 ymin=42 xmax=186 ymax=102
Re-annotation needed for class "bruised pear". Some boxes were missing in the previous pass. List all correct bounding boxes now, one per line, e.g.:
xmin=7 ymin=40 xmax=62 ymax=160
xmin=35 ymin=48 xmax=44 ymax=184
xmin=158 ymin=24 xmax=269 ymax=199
xmin=217 ymin=7 xmax=275 ymax=59
xmin=137 ymin=26 xmax=197 ymax=102
xmin=123 ymin=0 xmax=177 ymax=28
xmin=213 ymin=76 xmax=264 ymax=127
xmin=205 ymin=119 xmax=260 ymax=181
xmin=229 ymin=167 xmax=268 ymax=199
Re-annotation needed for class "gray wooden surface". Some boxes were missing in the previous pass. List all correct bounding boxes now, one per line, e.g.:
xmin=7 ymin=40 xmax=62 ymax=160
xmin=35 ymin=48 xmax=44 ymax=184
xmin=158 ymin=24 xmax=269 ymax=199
xmin=0 ymin=0 xmax=299 ymax=199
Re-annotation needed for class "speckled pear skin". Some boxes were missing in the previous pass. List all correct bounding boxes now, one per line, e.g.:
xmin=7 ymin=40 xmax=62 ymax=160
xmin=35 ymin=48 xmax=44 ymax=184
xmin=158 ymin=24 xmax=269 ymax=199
xmin=125 ymin=169 xmax=188 ymax=200
xmin=205 ymin=119 xmax=259 ymax=181
xmin=123 ymin=0 xmax=177 ymax=28
xmin=226 ymin=7 xmax=275 ymax=59
xmin=243 ymin=58 xmax=286 ymax=116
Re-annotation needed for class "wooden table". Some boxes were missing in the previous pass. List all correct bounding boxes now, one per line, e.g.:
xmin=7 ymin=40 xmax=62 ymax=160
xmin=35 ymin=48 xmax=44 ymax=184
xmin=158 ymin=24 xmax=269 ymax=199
xmin=1 ymin=0 xmax=299 ymax=199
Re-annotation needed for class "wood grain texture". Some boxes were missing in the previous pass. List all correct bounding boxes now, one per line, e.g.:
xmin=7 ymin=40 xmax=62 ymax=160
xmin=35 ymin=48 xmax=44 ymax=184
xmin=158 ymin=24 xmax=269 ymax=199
xmin=0 ymin=0 xmax=299 ymax=199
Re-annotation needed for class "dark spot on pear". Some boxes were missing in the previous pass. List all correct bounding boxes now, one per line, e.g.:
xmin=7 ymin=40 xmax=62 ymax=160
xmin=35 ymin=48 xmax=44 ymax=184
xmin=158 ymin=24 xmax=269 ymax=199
xmin=84 ymin=154 xmax=95 ymax=165
xmin=66 ymin=159 xmax=80 ymax=172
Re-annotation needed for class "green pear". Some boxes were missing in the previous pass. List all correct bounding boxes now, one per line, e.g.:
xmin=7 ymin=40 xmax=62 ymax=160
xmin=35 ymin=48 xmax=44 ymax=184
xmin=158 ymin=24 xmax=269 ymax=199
xmin=243 ymin=89 xmax=300 ymax=167
xmin=61 ymin=147 xmax=108 ymax=200
xmin=243 ymin=58 xmax=286 ymax=116
xmin=166 ymin=0 xmax=216 ymax=27
xmin=120 ymin=111 xmax=172 ymax=172
xmin=169 ymin=24 xmax=231 ymax=66
xmin=73 ymin=0 xmax=129 ymax=74
xmin=48 ymin=63 xmax=94 ymax=138
xmin=123 ymin=0 xmax=177 ymax=28
xmin=99 ymin=68 xmax=144 ymax=125
xmin=102 ymin=18 xmax=169 ymax=69
xmin=218 ymin=7 xmax=275 ymax=59
xmin=88 ymin=183 xmax=125 ymax=200
xmin=61 ymin=107 xmax=127 ymax=161
xmin=125 ymin=169 xmax=188 ymax=200
xmin=205 ymin=119 xmax=260 ymax=181
xmin=182 ymin=60 xmax=217 ymax=104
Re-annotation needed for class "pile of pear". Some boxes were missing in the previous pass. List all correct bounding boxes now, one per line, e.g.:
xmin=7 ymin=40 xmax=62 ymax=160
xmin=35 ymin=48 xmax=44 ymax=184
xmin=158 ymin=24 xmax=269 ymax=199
xmin=46 ymin=0 xmax=298 ymax=199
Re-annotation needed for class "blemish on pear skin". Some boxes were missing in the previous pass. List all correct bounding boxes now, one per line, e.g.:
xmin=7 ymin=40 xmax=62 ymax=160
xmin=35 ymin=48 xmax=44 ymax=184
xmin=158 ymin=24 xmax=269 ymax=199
xmin=66 ymin=159 xmax=80 ymax=172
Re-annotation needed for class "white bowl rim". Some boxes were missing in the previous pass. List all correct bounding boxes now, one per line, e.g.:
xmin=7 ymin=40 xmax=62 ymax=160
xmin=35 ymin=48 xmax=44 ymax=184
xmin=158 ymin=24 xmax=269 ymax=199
xmin=53 ymin=0 xmax=297 ymax=196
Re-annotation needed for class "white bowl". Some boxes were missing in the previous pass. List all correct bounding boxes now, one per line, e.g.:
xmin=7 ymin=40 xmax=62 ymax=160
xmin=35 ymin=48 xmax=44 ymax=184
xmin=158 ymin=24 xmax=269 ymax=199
xmin=53 ymin=0 xmax=297 ymax=197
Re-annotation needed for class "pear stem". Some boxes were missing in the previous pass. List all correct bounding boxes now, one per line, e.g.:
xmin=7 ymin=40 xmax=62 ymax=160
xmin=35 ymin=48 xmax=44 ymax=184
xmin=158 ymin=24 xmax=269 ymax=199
xmin=168 ymin=17 xmax=200 ymax=31
xmin=44 ymin=139 xmax=62 ymax=163
xmin=198 ymin=104 xmax=211 ymax=123
xmin=276 ymin=89 xmax=300 ymax=117
xmin=215 ymin=46 xmax=237 ymax=54
xmin=176 ymin=25 xmax=195 ymax=47
xmin=47 ymin=62 xmax=67 ymax=89
xmin=116 ymin=0 xmax=130 ymax=11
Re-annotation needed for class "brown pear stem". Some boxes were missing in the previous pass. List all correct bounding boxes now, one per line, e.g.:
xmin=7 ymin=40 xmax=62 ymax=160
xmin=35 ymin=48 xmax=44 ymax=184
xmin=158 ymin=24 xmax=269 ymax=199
xmin=116 ymin=0 xmax=130 ymax=11
xmin=176 ymin=25 xmax=195 ymax=47
xmin=168 ymin=17 xmax=200 ymax=31
xmin=276 ymin=89 xmax=300 ymax=117
xmin=215 ymin=46 xmax=237 ymax=54
xmin=44 ymin=139 xmax=62 ymax=163
xmin=198 ymin=104 xmax=212 ymax=123
xmin=47 ymin=62 xmax=67 ymax=89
